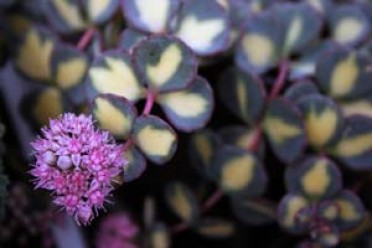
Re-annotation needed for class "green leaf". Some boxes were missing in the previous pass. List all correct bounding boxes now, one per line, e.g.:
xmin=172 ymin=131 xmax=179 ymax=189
xmin=263 ymin=98 xmax=306 ymax=164
xmin=285 ymin=156 xmax=342 ymax=201
xmin=211 ymin=146 xmax=267 ymax=196
xmin=133 ymin=36 xmax=198 ymax=92
xmin=316 ymin=47 xmax=372 ymax=100
xmin=218 ymin=68 xmax=266 ymax=124
xmin=91 ymin=94 xmax=137 ymax=140
xmin=133 ymin=115 xmax=177 ymax=165
xmin=165 ymin=182 xmax=199 ymax=223
xmin=158 ymin=76 xmax=214 ymax=132
xmin=87 ymin=50 xmax=144 ymax=102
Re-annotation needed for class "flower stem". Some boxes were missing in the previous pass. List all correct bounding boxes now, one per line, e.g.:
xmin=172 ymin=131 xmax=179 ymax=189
xmin=269 ymin=60 xmax=289 ymax=99
xmin=142 ymin=91 xmax=156 ymax=115
xmin=77 ymin=27 xmax=96 ymax=51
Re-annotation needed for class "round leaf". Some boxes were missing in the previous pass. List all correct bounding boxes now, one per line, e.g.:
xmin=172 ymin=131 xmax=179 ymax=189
xmin=218 ymin=68 xmax=266 ymax=124
xmin=219 ymin=125 xmax=264 ymax=152
xmin=123 ymin=147 xmax=147 ymax=182
xmin=334 ymin=190 xmax=365 ymax=231
xmin=157 ymin=76 xmax=214 ymax=132
xmin=340 ymin=99 xmax=372 ymax=119
xmin=133 ymin=35 xmax=197 ymax=92
xmin=316 ymin=47 xmax=372 ymax=100
xmin=211 ymin=146 xmax=267 ymax=196
xmin=165 ymin=182 xmax=199 ymax=223
xmin=119 ymin=28 xmax=147 ymax=53
xmin=284 ymin=80 xmax=320 ymax=103
xmin=91 ymin=94 xmax=137 ymax=139
xmin=121 ymin=0 xmax=181 ymax=33
xmin=331 ymin=115 xmax=372 ymax=170
xmin=82 ymin=0 xmax=119 ymax=24
xmin=285 ymin=156 xmax=342 ymax=201
xmin=87 ymin=50 xmax=144 ymax=102
xmin=278 ymin=193 xmax=309 ymax=234
xmin=298 ymin=95 xmax=344 ymax=149
xmin=263 ymin=98 xmax=306 ymax=164
xmin=133 ymin=115 xmax=177 ymax=165
xmin=173 ymin=0 xmax=230 ymax=56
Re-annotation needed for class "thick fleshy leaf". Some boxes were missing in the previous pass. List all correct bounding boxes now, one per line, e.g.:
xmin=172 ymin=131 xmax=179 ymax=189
xmin=219 ymin=126 xmax=264 ymax=152
xmin=195 ymin=218 xmax=235 ymax=238
xmin=341 ymin=99 xmax=372 ymax=118
xmin=82 ymin=0 xmax=119 ymax=24
xmin=273 ymin=3 xmax=322 ymax=56
xmin=298 ymin=95 xmax=344 ymax=149
xmin=43 ymin=0 xmax=87 ymax=33
xmin=189 ymin=129 xmax=222 ymax=177
xmin=317 ymin=201 xmax=340 ymax=222
xmin=211 ymin=146 xmax=267 ymax=196
xmin=331 ymin=115 xmax=372 ymax=170
xmin=263 ymin=98 xmax=306 ymax=164
xmin=87 ymin=50 xmax=144 ymax=102
xmin=231 ymin=196 xmax=276 ymax=225
xmin=165 ymin=182 xmax=199 ymax=223
xmin=91 ymin=94 xmax=137 ymax=139
xmin=133 ymin=115 xmax=177 ymax=165
xmin=334 ymin=190 xmax=365 ymax=231
xmin=123 ymin=147 xmax=147 ymax=182
xmin=329 ymin=5 xmax=370 ymax=47
xmin=121 ymin=0 xmax=181 ymax=33
xmin=285 ymin=156 xmax=342 ymax=201
xmin=15 ymin=26 xmax=55 ymax=82
xmin=316 ymin=225 xmax=340 ymax=247
xmin=119 ymin=28 xmax=147 ymax=53
xmin=218 ymin=68 xmax=266 ymax=124
xmin=51 ymin=44 xmax=88 ymax=91
xmin=284 ymin=80 xmax=320 ymax=103
xmin=305 ymin=0 xmax=333 ymax=15
xmin=149 ymin=223 xmax=171 ymax=248
xmin=133 ymin=36 xmax=197 ymax=92
xmin=316 ymin=47 xmax=372 ymax=100
xmin=173 ymin=0 xmax=230 ymax=56
xmin=235 ymin=11 xmax=280 ymax=74
xmin=278 ymin=193 xmax=309 ymax=234
xmin=289 ymin=40 xmax=335 ymax=80
xmin=157 ymin=76 xmax=213 ymax=132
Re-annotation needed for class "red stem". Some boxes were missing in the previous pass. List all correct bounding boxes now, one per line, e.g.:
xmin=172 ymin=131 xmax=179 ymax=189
xmin=77 ymin=27 xmax=96 ymax=51
xmin=142 ymin=91 xmax=156 ymax=115
xmin=269 ymin=60 xmax=289 ymax=99
xmin=201 ymin=189 xmax=224 ymax=213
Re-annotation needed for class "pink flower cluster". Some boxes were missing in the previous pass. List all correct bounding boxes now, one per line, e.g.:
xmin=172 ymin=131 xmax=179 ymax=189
xmin=96 ymin=212 xmax=139 ymax=248
xmin=30 ymin=113 xmax=127 ymax=225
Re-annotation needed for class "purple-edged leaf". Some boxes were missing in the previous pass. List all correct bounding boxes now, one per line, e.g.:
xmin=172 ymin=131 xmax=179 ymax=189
xmin=289 ymin=40 xmax=335 ymax=80
xmin=340 ymin=99 xmax=372 ymax=119
xmin=273 ymin=3 xmax=322 ymax=56
xmin=334 ymin=190 xmax=365 ymax=231
xmin=82 ymin=0 xmax=119 ymax=24
xmin=329 ymin=5 xmax=370 ymax=47
xmin=284 ymin=80 xmax=320 ymax=103
xmin=91 ymin=94 xmax=137 ymax=139
xmin=305 ymin=0 xmax=333 ymax=15
xmin=235 ymin=11 xmax=280 ymax=74
xmin=316 ymin=47 xmax=372 ymax=100
xmin=51 ymin=44 xmax=88 ymax=91
xmin=331 ymin=115 xmax=372 ymax=170
xmin=123 ymin=147 xmax=147 ymax=182
xmin=278 ymin=193 xmax=309 ymax=234
xmin=317 ymin=201 xmax=340 ymax=222
xmin=133 ymin=36 xmax=197 ymax=92
xmin=285 ymin=156 xmax=342 ymax=200
xmin=218 ymin=68 xmax=266 ymax=124
xmin=316 ymin=224 xmax=340 ymax=247
xmin=189 ymin=129 xmax=222 ymax=178
xmin=15 ymin=26 xmax=55 ymax=82
xmin=121 ymin=0 xmax=181 ymax=33
xmin=119 ymin=28 xmax=147 ymax=53
xmin=165 ymin=182 xmax=199 ymax=223
xmin=133 ymin=115 xmax=177 ymax=165
xmin=157 ymin=76 xmax=213 ymax=132
xmin=224 ymin=0 xmax=251 ymax=44
xmin=173 ymin=0 xmax=230 ymax=56
xmin=195 ymin=218 xmax=235 ymax=238
xmin=43 ymin=0 xmax=87 ymax=33
xmin=24 ymin=87 xmax=71 ymax=127
xmin=148 ymin=222 xmax=170 ymax=248
xmin=211 ymin=146 xmax=267 ymax=196
xmin=219 ymin=126 xmax=264 ymax=153
xmin=298 ymin=95 xmax=344 ymax=149
xmin=87 ymin=50 xmax=144 ymax=102
xmin=231 ymin=196 xmax=276 ymax=225
xmin=263 ymin=98 xmax=306 ymax=164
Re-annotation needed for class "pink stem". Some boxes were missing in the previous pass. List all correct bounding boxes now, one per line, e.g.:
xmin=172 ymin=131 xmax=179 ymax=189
xmin=269 ymin=60 xmax=289 ymax=99
xmin=202 ymin=189 xmax=224 ymax=213
xmin=249 ymin=125 xmax=263 ymax=152
xmin=142 ymin=91 xmax=156 ymax=115
xmin=77 ymin=27 xmax=96 ymax=51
